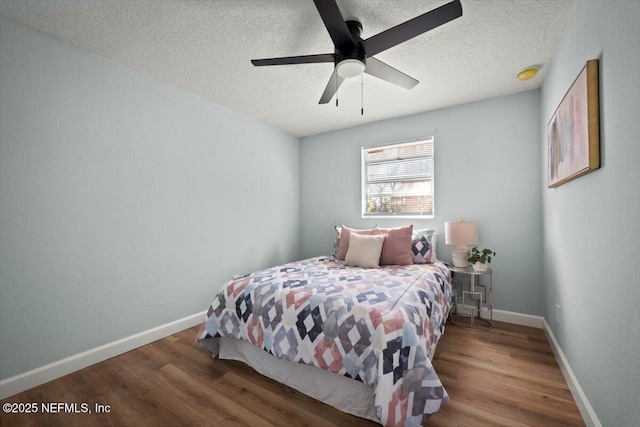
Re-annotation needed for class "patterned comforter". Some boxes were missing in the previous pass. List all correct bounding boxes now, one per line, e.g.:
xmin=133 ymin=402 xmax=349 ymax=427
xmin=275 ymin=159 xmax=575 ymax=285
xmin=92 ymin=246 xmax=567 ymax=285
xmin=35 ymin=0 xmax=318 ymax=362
xmin=197 ymin=257 xmax=452 ymax=427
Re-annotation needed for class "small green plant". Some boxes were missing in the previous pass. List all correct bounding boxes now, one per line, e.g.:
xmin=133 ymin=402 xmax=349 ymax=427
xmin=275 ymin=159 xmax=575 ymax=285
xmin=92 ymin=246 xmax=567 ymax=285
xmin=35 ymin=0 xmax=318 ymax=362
xmin=467 ymin=247 xmax=496 ymax=264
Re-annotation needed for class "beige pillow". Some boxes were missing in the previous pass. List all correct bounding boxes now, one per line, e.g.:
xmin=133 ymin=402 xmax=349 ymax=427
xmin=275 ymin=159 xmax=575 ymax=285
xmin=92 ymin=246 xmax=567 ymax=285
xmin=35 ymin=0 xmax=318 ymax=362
xmin=344 ymin=233 xmax=386 ymax=268
xmin=336 ymin=225 xmax=375 ymax=260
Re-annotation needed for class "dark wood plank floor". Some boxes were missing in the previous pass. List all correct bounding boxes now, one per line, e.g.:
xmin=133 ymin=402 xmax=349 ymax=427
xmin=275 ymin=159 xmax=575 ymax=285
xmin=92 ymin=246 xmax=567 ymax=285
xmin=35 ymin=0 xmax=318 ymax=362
xmin=1 ymin=320 xmax=584 ymax=426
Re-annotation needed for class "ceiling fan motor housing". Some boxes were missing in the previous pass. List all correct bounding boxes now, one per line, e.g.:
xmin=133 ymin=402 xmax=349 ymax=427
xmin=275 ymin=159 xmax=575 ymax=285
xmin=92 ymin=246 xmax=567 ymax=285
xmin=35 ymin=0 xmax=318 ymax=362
xmin=335 ymin=20 xmax=366 ymax=78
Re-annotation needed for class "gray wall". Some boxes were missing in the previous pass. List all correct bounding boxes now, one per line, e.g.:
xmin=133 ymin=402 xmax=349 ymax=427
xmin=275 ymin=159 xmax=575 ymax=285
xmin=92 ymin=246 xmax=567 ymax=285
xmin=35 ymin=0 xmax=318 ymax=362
xmin=0 ymin=17 xmax=300 ymax=381
xmin=540 ymin=1 xmax=640 ymax=425
xmin=300 ymin=90 xmax=543 ymax=315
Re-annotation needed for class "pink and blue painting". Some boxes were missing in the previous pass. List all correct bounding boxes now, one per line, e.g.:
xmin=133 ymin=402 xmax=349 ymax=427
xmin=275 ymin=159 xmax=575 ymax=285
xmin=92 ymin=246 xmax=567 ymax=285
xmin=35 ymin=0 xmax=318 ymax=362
xmin=548 ymin=59 xmax=600 ymax=188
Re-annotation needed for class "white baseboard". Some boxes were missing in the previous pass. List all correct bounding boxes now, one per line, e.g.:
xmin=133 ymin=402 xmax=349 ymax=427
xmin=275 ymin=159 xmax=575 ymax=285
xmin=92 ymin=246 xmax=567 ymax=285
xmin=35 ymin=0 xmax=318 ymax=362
xmin=542 ymin=319 xmax=602 ymax=427
xmin=490 ymin=308 xmax=545 ymax=328
xmin=0 ymin=311 xmax=207 ymax=400
xmin=454 ymin=307 xmax=545 ymax=329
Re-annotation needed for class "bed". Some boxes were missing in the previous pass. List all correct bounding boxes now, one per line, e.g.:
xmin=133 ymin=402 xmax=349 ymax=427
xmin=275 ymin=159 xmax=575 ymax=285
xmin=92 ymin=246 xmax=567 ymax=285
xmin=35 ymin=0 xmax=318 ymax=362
xmin=197 ymin=252 xmax=452 ymax=426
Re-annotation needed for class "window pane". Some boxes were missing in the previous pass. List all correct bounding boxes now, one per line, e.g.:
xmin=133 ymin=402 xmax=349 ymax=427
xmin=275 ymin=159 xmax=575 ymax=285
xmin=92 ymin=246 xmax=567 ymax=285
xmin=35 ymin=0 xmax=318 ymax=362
xmin=362 ymin=139 xmax=434 ymax=218
xmin=367 ymin=158 xmax=433 ymax=183
xmin=366 ymin=180 xmax=431 ymax=197
xmin=365 ymin=142 xmax=433 ymax=162
xmin=366 ymin=195 xmax=433 ymax=215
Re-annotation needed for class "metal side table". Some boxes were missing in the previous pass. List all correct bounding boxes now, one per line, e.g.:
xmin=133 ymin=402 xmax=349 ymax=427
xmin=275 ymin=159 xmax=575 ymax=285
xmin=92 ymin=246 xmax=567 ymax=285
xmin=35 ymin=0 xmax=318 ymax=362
xmin=449 ymin=266 xmax=493 ymax=331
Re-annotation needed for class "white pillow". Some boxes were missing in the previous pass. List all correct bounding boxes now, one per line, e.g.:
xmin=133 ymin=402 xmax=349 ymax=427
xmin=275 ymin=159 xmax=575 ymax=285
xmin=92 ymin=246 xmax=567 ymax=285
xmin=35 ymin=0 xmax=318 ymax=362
xmin=344 ymin=233 xmax=386 ymax=268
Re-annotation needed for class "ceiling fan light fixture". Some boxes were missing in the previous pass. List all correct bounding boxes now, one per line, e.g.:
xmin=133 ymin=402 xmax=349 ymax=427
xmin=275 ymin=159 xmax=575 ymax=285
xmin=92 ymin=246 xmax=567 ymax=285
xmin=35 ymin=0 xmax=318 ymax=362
xmin=336 ymin=59 xmax=366 ymax=78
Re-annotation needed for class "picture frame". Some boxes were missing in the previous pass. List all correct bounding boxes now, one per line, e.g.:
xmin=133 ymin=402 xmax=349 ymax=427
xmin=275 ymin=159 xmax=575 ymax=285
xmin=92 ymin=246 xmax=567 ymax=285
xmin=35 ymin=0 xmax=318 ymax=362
xmin=547 ymin=59 xmax=600 ymax=188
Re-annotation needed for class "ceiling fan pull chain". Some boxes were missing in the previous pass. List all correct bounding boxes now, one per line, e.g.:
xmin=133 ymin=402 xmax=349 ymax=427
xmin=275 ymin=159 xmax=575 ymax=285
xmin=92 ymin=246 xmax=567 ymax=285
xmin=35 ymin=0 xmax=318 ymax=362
xmin=336 ymin=72 xmax=339 ymax=107
xmin=361 ymin=73 xmax=364 ymax=116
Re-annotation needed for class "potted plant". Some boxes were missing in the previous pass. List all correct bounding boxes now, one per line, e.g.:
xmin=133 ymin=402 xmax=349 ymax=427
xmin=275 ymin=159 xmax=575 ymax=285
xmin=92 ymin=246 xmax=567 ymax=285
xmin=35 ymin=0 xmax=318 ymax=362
xmin=467 ymin=247 xmax=496 ymax=272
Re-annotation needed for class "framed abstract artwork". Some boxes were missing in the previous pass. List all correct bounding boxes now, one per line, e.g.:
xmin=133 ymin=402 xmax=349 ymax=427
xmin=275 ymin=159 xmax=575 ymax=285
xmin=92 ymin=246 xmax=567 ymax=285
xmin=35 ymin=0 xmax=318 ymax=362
xmin=548 ymin=59 xmax=600 ymax=188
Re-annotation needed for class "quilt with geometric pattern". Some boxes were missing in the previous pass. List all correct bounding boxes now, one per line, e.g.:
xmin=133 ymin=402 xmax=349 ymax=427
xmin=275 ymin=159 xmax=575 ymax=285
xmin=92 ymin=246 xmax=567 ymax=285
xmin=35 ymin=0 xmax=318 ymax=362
xmin=197 ymin=257 xmax=452 ymax=427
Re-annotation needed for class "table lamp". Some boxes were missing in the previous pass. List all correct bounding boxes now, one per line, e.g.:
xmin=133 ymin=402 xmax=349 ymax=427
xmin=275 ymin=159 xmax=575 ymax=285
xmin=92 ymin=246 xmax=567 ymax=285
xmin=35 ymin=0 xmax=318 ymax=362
xmin=445 ymin=220 xmax=478 ymax=268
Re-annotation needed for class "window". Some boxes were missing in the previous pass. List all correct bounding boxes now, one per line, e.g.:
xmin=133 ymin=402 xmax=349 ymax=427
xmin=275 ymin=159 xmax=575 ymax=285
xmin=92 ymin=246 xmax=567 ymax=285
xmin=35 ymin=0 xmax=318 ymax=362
xmin=362 ymin=138 xmax=434 ymax=218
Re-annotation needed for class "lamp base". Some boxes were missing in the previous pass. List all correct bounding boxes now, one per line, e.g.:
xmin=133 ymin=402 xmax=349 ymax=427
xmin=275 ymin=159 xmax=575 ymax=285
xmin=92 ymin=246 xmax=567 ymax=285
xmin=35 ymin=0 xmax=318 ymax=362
xmin=452 ymin=246 xmax=469 ymax=268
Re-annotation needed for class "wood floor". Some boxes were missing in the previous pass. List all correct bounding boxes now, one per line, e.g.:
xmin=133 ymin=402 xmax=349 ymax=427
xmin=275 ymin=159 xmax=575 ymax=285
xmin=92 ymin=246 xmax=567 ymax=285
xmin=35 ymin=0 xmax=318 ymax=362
xmin=1 ymin=320 xmax=585 ymax=426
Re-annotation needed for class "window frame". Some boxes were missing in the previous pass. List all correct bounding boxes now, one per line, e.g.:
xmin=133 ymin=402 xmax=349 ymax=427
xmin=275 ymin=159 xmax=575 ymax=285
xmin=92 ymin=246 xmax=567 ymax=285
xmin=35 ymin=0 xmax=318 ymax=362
xmin=361 ymin=138 xmax=435 ymax=219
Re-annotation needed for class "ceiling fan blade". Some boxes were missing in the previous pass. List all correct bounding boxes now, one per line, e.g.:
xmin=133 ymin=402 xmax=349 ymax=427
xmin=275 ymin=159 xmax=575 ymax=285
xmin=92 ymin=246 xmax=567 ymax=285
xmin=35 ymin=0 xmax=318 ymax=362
xmin=364 ymin=58 xmax=419 ymax=89
xmin=313 ymin=0 xmax=355 ymax=50
xmin=319 ymin=69 xmax=345 ymax=104
xmin=361 ymin=0 xmax=462 ymax=57
xmin=251 ymin=53 xmax=335 ymax=66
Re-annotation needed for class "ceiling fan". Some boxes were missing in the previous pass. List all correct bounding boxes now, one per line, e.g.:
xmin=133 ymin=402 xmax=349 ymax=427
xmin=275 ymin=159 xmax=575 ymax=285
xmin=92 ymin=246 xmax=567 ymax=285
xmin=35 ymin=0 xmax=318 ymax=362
xmin=251 ymin=0 xmax=463 ymax=104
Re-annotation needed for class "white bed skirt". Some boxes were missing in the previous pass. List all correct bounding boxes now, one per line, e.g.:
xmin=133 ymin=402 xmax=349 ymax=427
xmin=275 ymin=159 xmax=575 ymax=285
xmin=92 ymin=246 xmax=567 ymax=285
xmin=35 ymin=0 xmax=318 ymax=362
xmin=203 ymin=336 xmax=379 ymax=423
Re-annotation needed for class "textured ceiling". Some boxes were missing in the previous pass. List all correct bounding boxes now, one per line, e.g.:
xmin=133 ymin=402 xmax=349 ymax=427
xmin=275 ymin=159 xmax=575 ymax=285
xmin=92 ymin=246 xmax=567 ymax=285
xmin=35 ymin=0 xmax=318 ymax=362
xmin=0 ymin=0 xmax=574 ymax=137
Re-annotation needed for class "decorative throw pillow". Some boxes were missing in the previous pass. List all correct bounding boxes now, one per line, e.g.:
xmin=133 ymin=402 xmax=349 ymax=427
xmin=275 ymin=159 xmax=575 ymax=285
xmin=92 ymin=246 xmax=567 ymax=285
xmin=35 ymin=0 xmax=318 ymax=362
xmin=412 ymin=229 xmax=438 ymax=263
xmin=373 ymin=225 xmax=414 ymax=265
xmin=344 ymin=233 xmax=386 ymax=268
xmin=336 ymin=225 xmax=375 ymax=260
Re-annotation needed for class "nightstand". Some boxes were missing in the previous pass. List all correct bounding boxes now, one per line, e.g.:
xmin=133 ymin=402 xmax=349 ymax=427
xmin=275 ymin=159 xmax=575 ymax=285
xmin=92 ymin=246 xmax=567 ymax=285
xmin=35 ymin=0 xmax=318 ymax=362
xmin=449 ymin=266 xmax=493 ymax=330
